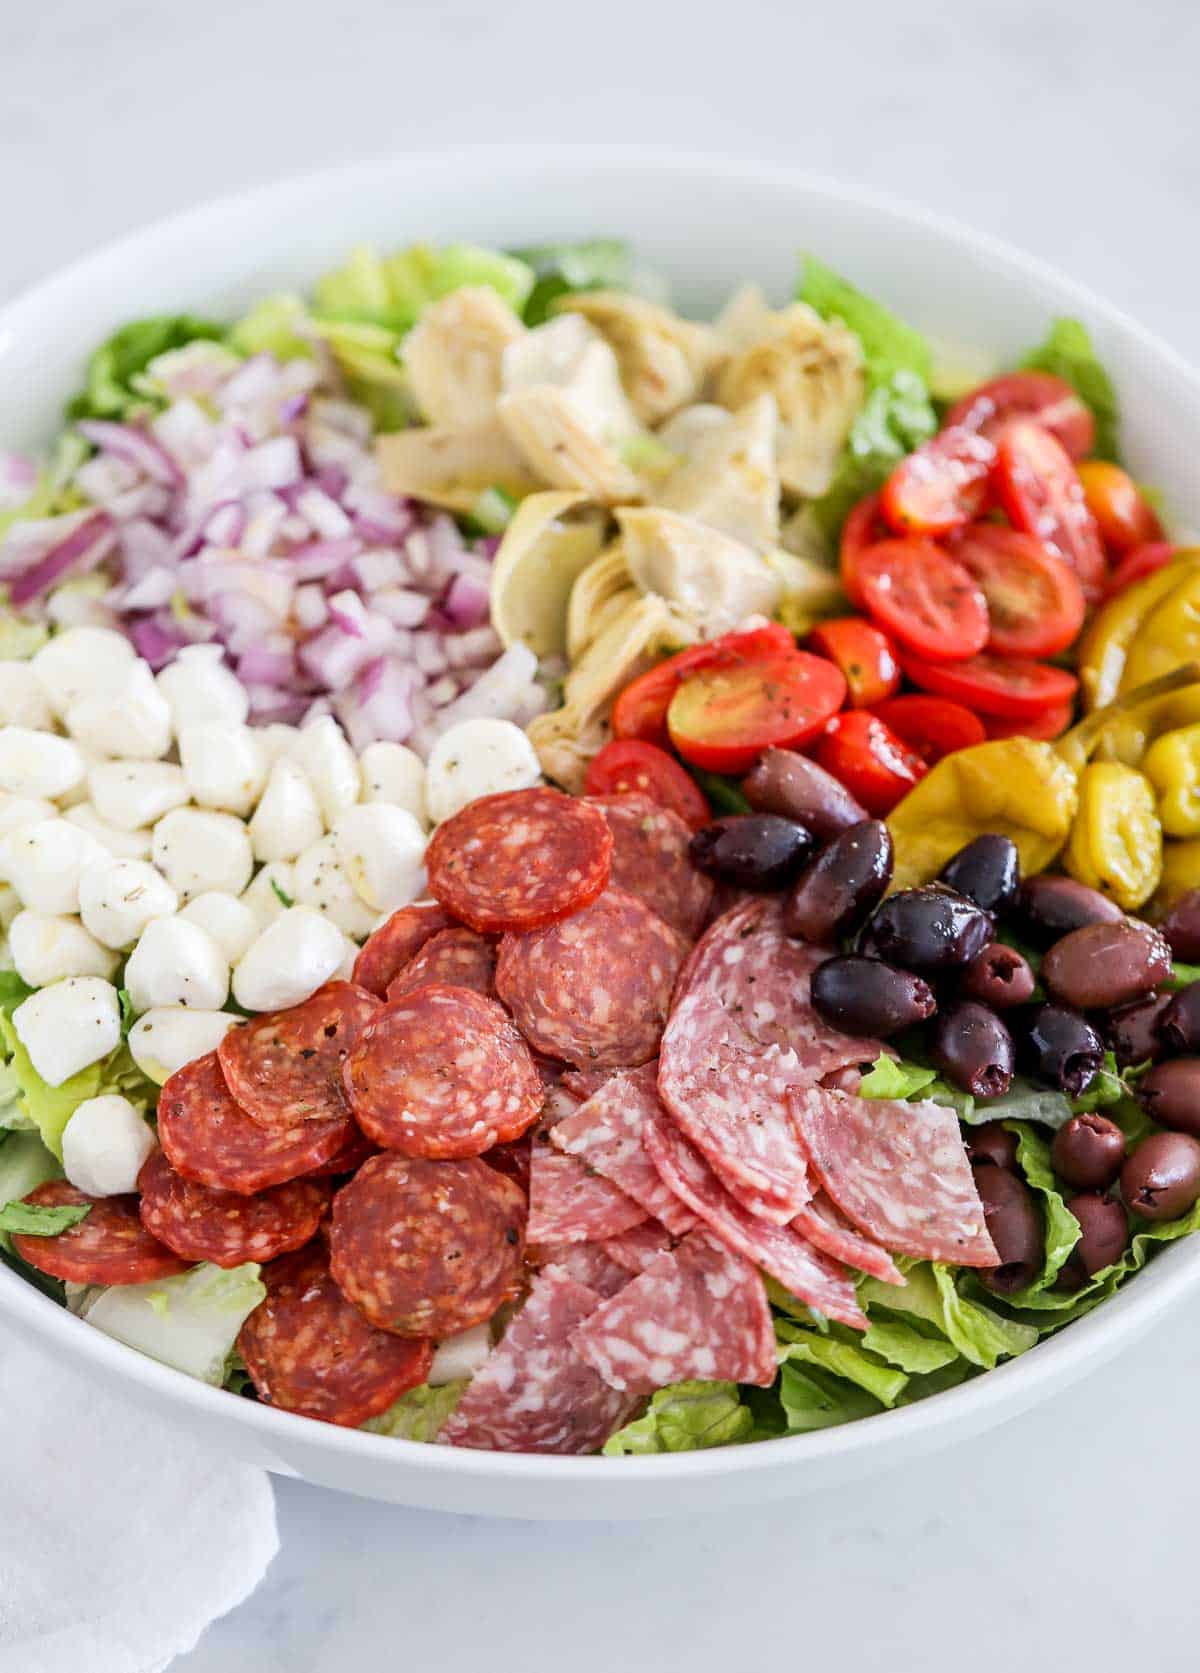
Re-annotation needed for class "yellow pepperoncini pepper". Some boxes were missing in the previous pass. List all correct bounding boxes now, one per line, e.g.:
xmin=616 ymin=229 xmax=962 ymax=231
xmin=1143 ymin=724 xmax=1200 ymax=837
xmin=1062 ymin=761 xmax=1162 ymax=909
xmin=1075 ymin=551 xmax=1200 ymax=709
xmin=1121 ymin=566 xmax=1200 ymax=697
xmin=1153 ymin=838 xmax=1200 ymax=916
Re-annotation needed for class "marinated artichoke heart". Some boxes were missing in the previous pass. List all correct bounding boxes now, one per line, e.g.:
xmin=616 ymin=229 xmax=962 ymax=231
xmin=566 ymin=543 xmax=635 ymax=664
xmin=402 ymin=286 xmax=526 ymax=428
xmin=651 ymin=395 xmax=781 ymax=550
xmin=555 ymin=291 xmax=719 ymax=426
xmin=488 ymin=490 xmax=606 ymax=659
xmin=616 ymin=507 xmax=781 ymax=640
xmin=376 ymin=417 xmax=540 ymax=512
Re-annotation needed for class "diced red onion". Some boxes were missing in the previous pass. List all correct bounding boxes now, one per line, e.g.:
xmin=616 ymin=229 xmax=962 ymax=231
xmin=373 ymin=587 xmax=428 ymax=629
xmin=7 ymin=510 xmax=116 ymax=607
xmin=442 ymin=571 xmax=491 ymax=631
xmin=76 ymin=420 xmax=183 ymax=488
xmin=293 ymin=584 xmax=329 ymax=632
xmin=0 ymin=452 xmax=38 ymax=510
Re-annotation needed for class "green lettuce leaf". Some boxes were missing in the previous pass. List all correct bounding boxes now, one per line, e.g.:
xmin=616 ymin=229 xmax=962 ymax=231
xmin=806 ymin=370 xmax=938 ymax=543
xmin=66 ymin=314 xmax=226 ymax=421
xmin=1020 ymin=317 xmax=1120 ymax=462
xmin=858 ymin=1055 xmax=936 ymax=1101
xmin=1164 ymin=962 xmax=1200 ymax=991
xmin=79 ymin=1262 xmax=265 ymax=1385
xmin=860 ymin=1262 xmax=1036 ymax=1370
xmin=313 ymin=242 xmax=533 ymax=332
xmin=860 ymin=1315 xmax=960 ymax=1375
xmin=778 ymin=1362 xmax=882 ymax=1431
xmin=776 ymin=1323 xmax=908 ymax=1408
xmin=512 ymin=239 xmax=634 ymax=327
xmin=798 ymin=257 xmax=932 ymax=383
xmin=0 ymin=1013 xmax=155 ymax=1161
xmin=1070 ymin=1051 xmax=1126 ymax=1113
xmin=0 ymin=1198 xmax=89 ymax=1236
xmin=363 ymin=1380 xmax=468 ymax=1442
xmin=970 ymin=1077 xmax=1073 ymax=1130
xmin=604 ymin=1380 xmax=753 ymax=1454
xmin=0 ymin=1130 xmax=62 ymax=1253
xmin=996 ymin=1121 xmax=1081 ymax=1304
xmin=685 ymin=766 xmax=752 ymax=817
xmin=226 ymin=295 xmax=316 ymax=363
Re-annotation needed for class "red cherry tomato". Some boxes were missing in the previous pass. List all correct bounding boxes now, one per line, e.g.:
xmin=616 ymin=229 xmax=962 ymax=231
xmin=944 ymin=371 xmax=1095 ymax=460
xmin=667 ymin=654 xmax=847 ymax=776
xmin=1077 ymin=461 xmax=1165 ymax=555
xmin=879 ymin=426 xmax=995 ymax=537
xmin=991 ymin=421 xmax=1107 ymax=601
xmin=807 ymin=617 xmax=901 ymax=708
xmin=947 ymin=523 xmax=1086 ymax=659
xmin=611 ymin=623 xmax=798 ymax=745
xmin=584 ymin=739 xmax=710 ymax=829
xmin=1103 ymin=541 xmax=1177 ymax=598
xmin=839 ymin=492 xmax=890 ymax=606
xmin=982 ymin=701 xmax=1075 ymax=742
xmin=853 ymin=538 xmax=989 ymax=663
xmin=815 ymin=712 xmax=927 ymax=817
xmin=869 ymin=694 xmax=986 ymax=764
xmin=899 ymin=649 xmax=1079 ymax=720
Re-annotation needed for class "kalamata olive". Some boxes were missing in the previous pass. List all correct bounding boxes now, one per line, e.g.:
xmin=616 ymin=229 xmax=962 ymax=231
xmin=962 ymin=942 xmax=1037 ymax=1009
xmin=938 ymin=834 xmax=1021 ymax=914
xmin=861 ymin=886 xmax=994 ymax=975
xmin=1120 ymin=1131 xmax=1200 ymax=1220
xmin=1055 ymin=1193 xmax=1129 ymax=1289
xmin=1138 ymin=1059 xmax=1200 ymax=1139
xmin=741 ymin=748 xmax=868 ymax=841
xmin=689 ymin=814 xmax=814 ymax=890
xmin=1161 ymin=888 xmax=1200 ymax=962
xmin=966 ymin=1121 xmax=1020 ymax=1171
xmin=783 ymin=820 xmax=893 ymax=943
xmin=930 ymin=1001 xmax=1014 ymax=1098
xmin=1011 ymin=875 xmax=1124 ymax=949
xmin=1041 ymin=920 xmax=1172 ymax=1011
xmin=1159 ymin=982 xmax=1200 ymax=1055
xmin=1051 ymin=1113 xmax=1126 ymax=1190
xmin=973 ymin=1165 xmax=1043 ymax=1294
xmin=809 ymin=955 xmax=936 ymax=1038
xmin=1017 ymin=1003 xmax=1105 ymax=1097
xmin=1106 ymin=993 xmax=1171 ymax=1067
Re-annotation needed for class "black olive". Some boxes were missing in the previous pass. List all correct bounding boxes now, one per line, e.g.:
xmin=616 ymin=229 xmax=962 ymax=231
xmin=783 ymin=820 xmax=893 ymax=943
xmin=930 ymin=1001 xmax=1014 ymax=1098
xmin=1016 ymin=1003 xmax=1104 ymax=1098
xmin=689 ymin=814 xmax=814 ymax=890
xmin=861 ymin=886 xmax=993 ymax=974
xmin=1009 ymin=875 xmax=1123 ymax=948
xmin=938 ymin=834 xmax=1020 ymax=913
xmin=1051 ymin=1114 xmax=1126 ymax=1191
xmin=974 ymin=1165 xmax=1043 ymax=1294
xmin=809 ymin=955 xmax=936 ymax=1038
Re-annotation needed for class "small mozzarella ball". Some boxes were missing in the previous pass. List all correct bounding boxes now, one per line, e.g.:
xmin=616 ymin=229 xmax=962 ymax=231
xmin=78 ymin=858 xmax=179 ymax=950
xmin=358 ymin=741 xmax=428 ymax=826
xmin=333 ymin=934 xmax=358 ymax=982
xmin=125 ymin=917 xmax=229 ymax=1013
xmin=64 ymin=659 xmax=172 ymax=761
xmin=0 ymin=885 xmax=20 ymax=932
xmin=232 ymin=907 xmax=347 ymax=1012
xmin=239 ymin=861 xmax=296 ymax=932
xmin=9 ymin=911 xmax=119 ymax=986
xmin=249 ymin=758 xmax=324 ymax=862
xmin=178 ymin=891 xmax=259 ymax=965
xmin=295 ymin=716 xmax=360 ymax=825
xmin=156 ymin=643 xmax=248 ymax=730
xmin=152 ymin=807 xmax=254 ymax=902
xmin=0 ymin=794 xmax=57 ymax=835
xmin=425 ymin=718 xmax=541 ymax=825
xmin=32 ymin=627 xmax=135 ymax=719
xmin=128 ymin=1007 xmax=238 ymax=1085
xmin=293 ymin=835 xmax=378 ymax=938
xmin=55 ymin=744 xmax=109 ymax=811
xmin=0 ymin=663 xmax=53 ymax=731
xmin=89 ymin=761 xmax=188 ymax=830
xmin=64 ymin=802 xmax=153 ymax=861
xmin=0 ymin=727 xmax=86 ymax=799
xmin=333 ymin=804 xmax=426 ymax=913
xmin=429 ymin=1323 xmax=492 ymax=1385
xmin=62 ymin=1094 xmax=155 ymax=1196
xmin=12 ymin=977 xmax=121 ymax=1086
xmin=0 ymin=819 xmax=107 ymax=914
xmin=179 ymin=723 xmax=267 ymax=816
xmin=255 ymin=723 xmax=302 ymax=766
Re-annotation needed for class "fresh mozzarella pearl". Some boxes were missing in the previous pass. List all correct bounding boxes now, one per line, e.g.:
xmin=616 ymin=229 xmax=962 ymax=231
xmin=232 ymin=907 xmax=347 ymax=1012
xmin=64 ymin=659 xmax=172 ymax=760
xmin=254 ymin=723 xmax=302 ymax=766
xmin=248 ymin=758 xmax=325 ymax=862
xmin=78 ymin=858 xmax=179 ymax=950
xmin=32 ymin=626 xmax=136 ymax=719
xmin=62 ymin=1094 xmax=156 ymax=1195
xmin=152 ymin=807 xmax=254 ymax=900
xmin=239 ymin=861 xmax=297 ymax=931
xmin=292 ymin=835 xmax=378 ymax=938
xmin=0 ymin=794 xmax=58 ymax=835
xmin=88 ymin=761 xmax=189 ymax=830
xmin=425 ymin=718 xmax=542 ymax=825
xmin=178 ymin=723 xmax=267 ymax=816
xmin=333 ymin=804 xmax=427 ymax=913
xmin=358 ymin=740 xmax=428 ymax=826
xmin=177 ymin=891 xmax=260 ymax=965
xmin=155 ymin=643 xmax=249 ymax=730
xmin=0 ymin=818 xmax=108 ymax=914
xmin=294 ymin=716 xmax=360 ymax=825
xmin=11 ymin=977 xmax=122 ymax=1085
xmin=0 ymin=727 xmax=86 ymax=799
xmin=0 ymin=663 xmax=53 ymax=731
xmin=64 ymin=802 xmax=153 ymax=860
xmin=9 ymin=911 xmax=119 ymax=986
xmin=128 ymin=1008 xmax=238 ymax=1085
xmin=124 ymin=917 xmax=229 ymax=1013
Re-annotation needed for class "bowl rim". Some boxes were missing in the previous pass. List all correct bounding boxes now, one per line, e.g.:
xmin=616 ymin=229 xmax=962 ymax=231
xmin=3 ymin=142 xmax=1199 ymax=1483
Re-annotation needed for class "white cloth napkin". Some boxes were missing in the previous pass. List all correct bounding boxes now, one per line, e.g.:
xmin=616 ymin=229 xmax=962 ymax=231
xmin=0 ymin=1333 xmax=278 ymax=1673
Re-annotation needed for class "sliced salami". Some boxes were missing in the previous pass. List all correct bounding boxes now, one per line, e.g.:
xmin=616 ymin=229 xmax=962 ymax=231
xmin=570 ymin=1229 xmax=777 ymax=1395
xmin=329 ymin=1152 xmax=526 ymax=1337
xmin=602 ymin=1220 xmax=675 ymax=1274
xmin=426 ymin=787 xmax=613 ymax=934
xmin=526 ymin=1139 xmax=648 ymax=1245
xmin=238 ymin=1243 xmax=433 ymax=1427
xmin=789 ymin=1086 xmax=999 ymax=1267
xmin=790 ymin=1189 xmax=903 ymax=1285
xmin=11 ymin=1181 xmax=190 ymax=1286
xmin=387 ymin=927 xmax=497 ymax=1002
xmin=137 ymin=1147 xmax=329 ymax=1270
xmin=352 ymin=902 xmax=454 ymax=997
xmin=158 ymin=1051 xmax=355 ymax=1196
xmin=528 ymin=1239 xmax=632 ymax=1298
xmin=588 ymin=794 xmax=714 ymax=940
xmin=561 ymin=1067 xmax=616 ymax=1102
xmin=218 ymin=982 xmax=380 ymax=1132
xmin=440 ymin=1268 xmax=637 ymax=1454
xmin=642 ymin=1099 xmax=867 ymax=1329
xmin=344 ymin=984 xmax=542 ymax=1158
xmin=496 ymin=888 xmax=688 ymax=1070
xmin=549 ymin=1065 xmax=697 ymax=1237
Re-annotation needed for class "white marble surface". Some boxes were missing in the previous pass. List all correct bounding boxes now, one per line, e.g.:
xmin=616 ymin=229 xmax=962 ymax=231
xmin=6 ymin=0 xmax=1200 ymax=1666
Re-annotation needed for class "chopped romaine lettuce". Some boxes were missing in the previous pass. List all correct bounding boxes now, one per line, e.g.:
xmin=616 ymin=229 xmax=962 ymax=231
xmin=363 ymin=1380 xmax=467 ymax=1441
xmin=776 ymin=1321 xmax=908 ymax=1408
xmin=603 ymin=1380 xmax=753 ymax=1455
xmin=227 ymin=295 xmax=317 ymax=363
xmin=969 ymin=1077 xmax=1073 ymax=1131
xmin=79 ymin=1262 xmax=265 ymax=1385
xmin=313 ymin=242 xmax=533 ymax=333
xmin=0 ymin=1012 xmax=155 ymax=1161
xmin=511 ymin=239 xmax=634 ymax=327
xmin=860 ymin=1262 xmax=1036 ymax=1370
xmin=1164 ymin=962 xmax=1200 ymax=991
xmin=66 ymin=314 xmax=226 ymax=422
xmin=799 ymin=256 xmax=932 ymax=384
xmin=777 ymin=1361 xmax=881 ymax=1432
xmin=858 ymin=1056 xmax=936 ymax=1100
xmin=806 ymin=370 xmax=938 ymax=543
xmin=0 ymin=1198 xmax=89 ymax=1236
xmin=1020 ymin=317 xmax=1120 ymax=461
xmin=0 ymin=1130 xmax=61 ymax=1251
xmin=860 ymin=1314 xmax=960 ymax=1375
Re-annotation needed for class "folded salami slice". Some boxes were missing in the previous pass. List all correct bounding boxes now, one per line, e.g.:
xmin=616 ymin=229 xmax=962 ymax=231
xmin=218 ymin=982 xmax=380 ymax=1132
xmin=602 ymin=1221 xmax=675 ymax=1274
xmin=642 ymin=1098 xmax=866 ymax=1329
xmin=352 ymin=903 xmax=454 ymax=998
xmin=528 ymin=1239 xmax=632 ymax=1298
xmin=571 ymin=1229 xmax=777 ymax=1395
xmin=588 ymin=794 xmax=714 ymax=940
xmin=440 ymin=1268 xmax=638 ymax=1454
xmin=549 ymin=1064 xmax=697 ymax=1237
xmin=789 ymin=1086 xmax=999 ymax=1268
xmin=387 ymin=927 xmax=497 ymax=1002
xmin=526 ymin=1140 xmax=648 ymax=1245
xmin=790 ymin=1190 xmax=903 ymax=1285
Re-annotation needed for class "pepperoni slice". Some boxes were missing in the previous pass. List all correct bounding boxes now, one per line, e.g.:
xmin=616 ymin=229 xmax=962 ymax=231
xmin=11 ymin=1180 xmax=190 ymax=1286
xmin=587 ymin=794 xmax=715 ymax=940
xmin=329 ymin=1153 xmax=526 ymax=1338
xmin=344 ymin=984 xmax=542 ymax=1158
xmin=158 ymin=1052 xmax=356 ymax=1196
xmin=305 ymin=1126 xmax=380 ymax=1179
xmin=425 ymin=787 xmax=613 ymax=934
xmin=238 ymin=1243 xmax=433 ymax=1427
xmin=218 ymin=982 xmax=381 ymax=1133
xmin=790 ymin=1189 xmax=903 ymax=1285
xmin=549 ymin=1065 xmax=697 ymax=1237
xmin=496 ymin=888 xmax=689 ymax=1070
xmin=137 ymin=1147 xmax=329 ymax=1270
xmin=526 ymin=1138 xmax=648 ymax=1244
xmin=352 ymin=902 xmax=454 ymax=998
xmin=386 ymin=927 xmax=497 ymax=1002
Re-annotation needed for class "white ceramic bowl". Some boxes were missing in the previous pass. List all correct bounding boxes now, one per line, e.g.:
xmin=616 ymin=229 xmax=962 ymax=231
xmin=3 ymin=148 xmax=1199 ymax=1521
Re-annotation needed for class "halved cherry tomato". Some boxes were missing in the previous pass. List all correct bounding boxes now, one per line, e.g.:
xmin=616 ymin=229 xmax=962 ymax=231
xmin=584 ymin=739 xmax=710 ymax=829
xmin=982 ymin=701 xmax=1075 ymax=742
xmin=991 ymin=421 xmax=1107 ymax=600
xmin=815 ymin=712 xmax=927 ymax=817
xmin=807 ymin=617 xmax=901 ymax=708
xmin=1103 ymin=541 xmax=1176 ymax=599
xmin=853 ymin=538 xmax=989 ymax=662
xmin=899 ymin=649 xmax=1079 ymax=720
xmin=945 ymin=371 xmax=1095 ymax=460
xmin=879 ymin=426 xmax=995 ymax=537
xmin=869 ymin=694 xmax=986 ymax=764
xmin=839 ymin=491 xmax=890 ymax=606
xmin=667 ymin=653 xmax=847 ymax=776
xmin=1077 ymin=460 xmax=1165 ymax=555
xmin=947 ymin=523 xmax=1086 ymax=659
xmin=611 ymin=623 xmax=797 ymax=745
